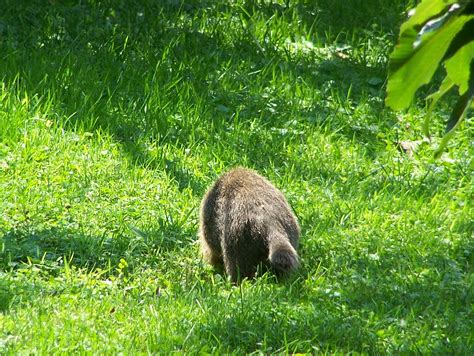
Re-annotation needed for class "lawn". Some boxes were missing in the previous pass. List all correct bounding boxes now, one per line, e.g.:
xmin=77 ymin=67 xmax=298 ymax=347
xmin=0 ymin=0 xmax=472 ymax=353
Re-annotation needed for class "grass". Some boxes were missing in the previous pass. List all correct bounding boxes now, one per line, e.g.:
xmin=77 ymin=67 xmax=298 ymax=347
xmin=0 ymin=0 xmax=472 ymax=353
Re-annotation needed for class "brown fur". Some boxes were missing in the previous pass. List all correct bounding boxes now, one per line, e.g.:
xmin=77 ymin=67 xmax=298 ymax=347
xmin=198 ymin=167 xmax=300 ymax=283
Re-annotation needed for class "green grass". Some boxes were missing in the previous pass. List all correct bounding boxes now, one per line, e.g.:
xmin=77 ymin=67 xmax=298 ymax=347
xmin=1 ymin=0 xmax=472 ymax=353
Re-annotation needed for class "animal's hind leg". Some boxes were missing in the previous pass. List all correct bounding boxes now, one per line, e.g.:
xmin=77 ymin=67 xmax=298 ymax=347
xmin=199 ymin=235 xmax=223 ymax=267
xmin=222 ymin=244 xmax=258 ymax=283
xmin=222 ymin=244 xmax=238 ymax=283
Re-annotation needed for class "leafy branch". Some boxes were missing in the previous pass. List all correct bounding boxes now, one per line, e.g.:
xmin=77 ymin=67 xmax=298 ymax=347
xmin=386 ymin=0 xmax=474 ymax=157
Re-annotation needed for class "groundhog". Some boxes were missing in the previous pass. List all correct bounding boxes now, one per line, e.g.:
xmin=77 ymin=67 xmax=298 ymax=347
xmin=198 ymin=167 xmax=300 ymax=283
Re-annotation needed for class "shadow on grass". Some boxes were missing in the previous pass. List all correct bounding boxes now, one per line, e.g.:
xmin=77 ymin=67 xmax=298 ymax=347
xmin=0 ymin=0 xmax=405 ymax=175
xmin=0 ymin=219 xmax=197 ymax=314
xmin=193 ymin=210 xmax=473 ymax=352
xmin=241 ymin=0 xmax=409 ymax=34
xmin=0 ymin=222 xmax=192 ymax=272
xmin=198 ymin=242 xmax=473 ymax=353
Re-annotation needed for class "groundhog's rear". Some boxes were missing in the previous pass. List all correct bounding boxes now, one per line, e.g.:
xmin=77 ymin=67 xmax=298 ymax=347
xmin=199 ymin=168 xmax=300 ymax=283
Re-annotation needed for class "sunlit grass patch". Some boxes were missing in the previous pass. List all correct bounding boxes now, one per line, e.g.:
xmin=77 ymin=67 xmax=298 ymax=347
xmin=0 ymin=0 xmax=472 ymax=353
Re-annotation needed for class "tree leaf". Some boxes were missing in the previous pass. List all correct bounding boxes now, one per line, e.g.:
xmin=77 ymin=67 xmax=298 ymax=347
xmin=445 ymin=86 xmax=472 ymax=133
xmin=434 ymin=76 xmax=474 ymax=158
xmin=424 ymin=75 xmax=455 ymax=137
xmin=444 ymin=41 xmax=474 ymax=94
xmin=413 ymin=3 xmax=463 ymax=48
xmin=443 ymin=17 xmax=474 ymax=60
xmin=386 ymin=12 xmax=474 ymax=110
xmin=400 ymin=0 xmax=457 ymax=35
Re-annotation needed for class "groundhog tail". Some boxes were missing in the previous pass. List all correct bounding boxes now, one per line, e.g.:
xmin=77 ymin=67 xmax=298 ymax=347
xmin=268 ymin=239 xmax=299 ymax=275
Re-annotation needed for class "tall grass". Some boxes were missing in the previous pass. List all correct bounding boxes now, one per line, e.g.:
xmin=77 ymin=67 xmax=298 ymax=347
xmin=0 ymin=0 xmax=472 ymax=353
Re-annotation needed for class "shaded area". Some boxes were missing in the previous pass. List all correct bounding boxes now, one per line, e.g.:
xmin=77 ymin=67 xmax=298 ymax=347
xmin=196 ymin=236 xmax=473 ymax=353
xmin=0 ymin=0 xmax=410 ymax=171
xmin=0 ymin=221 xmax=194 ymax=313
xmin=0 ymin=222 xmax=192 ymax=272
xmin=242 ymin=0 xmax=410 ymax=33
xmin=0 ymin=279 xmax=15 ymax=313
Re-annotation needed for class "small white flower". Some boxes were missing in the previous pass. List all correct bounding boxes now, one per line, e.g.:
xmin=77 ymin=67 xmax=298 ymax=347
xmin=368 ymin=253 xmax=380 ymax=261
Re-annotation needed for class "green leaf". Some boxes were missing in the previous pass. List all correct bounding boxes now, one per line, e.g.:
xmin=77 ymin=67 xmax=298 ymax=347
xmin=386 ymin=12 xmax=474 ymax=110
xmin=445 ymin=60 xmax=474 ymax=133
xmin=434 ymin=76 xmax=474 ymax=158
xmin=443 ymin=18 xmax=474 ymax=60
xmin=444 ymin=41 xmax=474 ymax=94
xmin=424 ymin=75 xmax=455 ymax=137
xmin=400 ymin=0 xmax=456 ymax=35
